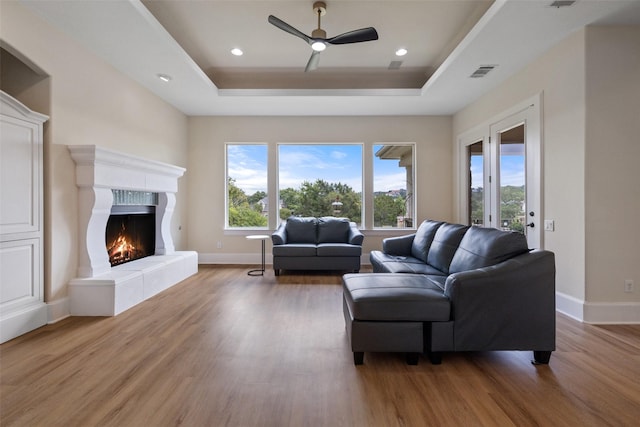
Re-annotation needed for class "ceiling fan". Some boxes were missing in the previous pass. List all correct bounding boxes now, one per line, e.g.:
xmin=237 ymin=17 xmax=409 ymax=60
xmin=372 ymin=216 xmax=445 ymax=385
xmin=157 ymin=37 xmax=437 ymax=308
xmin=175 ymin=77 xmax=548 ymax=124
xmin=268 ymin=1 xmax=379 ymax=72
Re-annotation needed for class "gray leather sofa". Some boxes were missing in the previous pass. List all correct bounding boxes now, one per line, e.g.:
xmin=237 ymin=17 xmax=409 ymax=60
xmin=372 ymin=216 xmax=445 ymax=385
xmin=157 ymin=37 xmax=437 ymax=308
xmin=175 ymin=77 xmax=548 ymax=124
xmin=343 ymin=220 xmax=556 ymax=365
xmin=272 ymin=216 xmax=364 ymax=276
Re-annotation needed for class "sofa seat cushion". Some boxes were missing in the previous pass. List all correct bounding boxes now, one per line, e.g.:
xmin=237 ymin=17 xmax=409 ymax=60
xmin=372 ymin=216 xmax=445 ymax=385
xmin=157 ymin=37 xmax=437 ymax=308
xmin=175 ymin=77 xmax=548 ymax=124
xmin=272 ymin=244 xmax=317 ymax=257
xmin=317 ymin=243 xmax=361 ymax=257
xmin=343 ymin=273 xmax=450 ymax=322
xmin=370 ymin=251 xmax=445 ymax=275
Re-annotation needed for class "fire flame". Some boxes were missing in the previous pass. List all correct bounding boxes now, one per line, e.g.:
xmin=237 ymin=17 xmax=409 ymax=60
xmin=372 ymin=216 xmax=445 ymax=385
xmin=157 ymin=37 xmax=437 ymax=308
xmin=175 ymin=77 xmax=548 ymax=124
xmin=107 ymin=223 xmax=143 ymax=265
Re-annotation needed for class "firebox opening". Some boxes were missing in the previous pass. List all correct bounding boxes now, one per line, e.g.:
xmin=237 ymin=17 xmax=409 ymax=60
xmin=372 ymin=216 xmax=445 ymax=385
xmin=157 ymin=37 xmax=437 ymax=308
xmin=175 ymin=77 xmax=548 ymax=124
xmin=105 ymin=206 xmax=156 ymax=267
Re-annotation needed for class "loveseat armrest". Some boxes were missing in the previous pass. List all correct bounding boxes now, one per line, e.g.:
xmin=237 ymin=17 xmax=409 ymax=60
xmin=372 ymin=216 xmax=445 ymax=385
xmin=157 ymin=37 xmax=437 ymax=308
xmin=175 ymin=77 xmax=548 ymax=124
xmin=443 ymin=249 xmax=556 ymax=352
xmin=382 ymin=233 xmax=416 ymax=256
xmin=348 ymin=222 xmax=364 ymax=245
xmin=271 ymin=222 xmax=287 ymax=245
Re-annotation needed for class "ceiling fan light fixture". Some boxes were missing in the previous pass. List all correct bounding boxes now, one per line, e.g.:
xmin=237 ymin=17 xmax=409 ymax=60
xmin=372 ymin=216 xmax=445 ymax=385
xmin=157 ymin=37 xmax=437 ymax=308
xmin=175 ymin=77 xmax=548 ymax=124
xmin=230 ymin=48 xmax=243 ymax=56
xmin=157 ymin=73 xmax=172 ymax=82
xmin=311 ymin=41 xmax=327 ymax=52
xmin=395 ymin=48 xmax=408 ymax=57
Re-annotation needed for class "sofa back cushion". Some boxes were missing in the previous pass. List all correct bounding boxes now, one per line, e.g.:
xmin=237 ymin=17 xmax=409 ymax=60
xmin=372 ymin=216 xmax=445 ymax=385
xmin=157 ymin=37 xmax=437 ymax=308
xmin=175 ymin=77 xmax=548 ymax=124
xmin=285 ymin=217 xmax=318 ymax=244
xmin=410 ymin=220 xmax=444 ymax=262
xmin=426 ymin=223 xmax=469 ymax=274
xmin=317 ymin=217 xmax=351 ymax=243
xmin=449 ymin=226 xmax=530 ymax=274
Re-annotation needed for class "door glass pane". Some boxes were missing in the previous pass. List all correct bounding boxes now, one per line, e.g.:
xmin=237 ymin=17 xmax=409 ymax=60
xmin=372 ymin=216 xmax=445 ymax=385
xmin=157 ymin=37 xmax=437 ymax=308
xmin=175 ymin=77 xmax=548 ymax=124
xmin=468 ymin=141 xmax=484 ymax=226
xmin=498 ymin=124 xmax=525 ymax=234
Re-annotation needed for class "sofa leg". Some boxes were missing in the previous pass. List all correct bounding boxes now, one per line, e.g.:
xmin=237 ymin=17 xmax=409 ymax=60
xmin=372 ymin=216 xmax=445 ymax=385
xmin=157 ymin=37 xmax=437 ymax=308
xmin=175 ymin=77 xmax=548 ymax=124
xmin=532 ymin=351 xmax=552 ymax=365
xmin=428 ymin=351 xmax=442 ymax=365
xmin=353 ymin=352 xmax=364 ymax=365
xmin=406 ymin=353 xmax=419 ymax=365
xmin=274 ymin=269 xmax=280 ymax=276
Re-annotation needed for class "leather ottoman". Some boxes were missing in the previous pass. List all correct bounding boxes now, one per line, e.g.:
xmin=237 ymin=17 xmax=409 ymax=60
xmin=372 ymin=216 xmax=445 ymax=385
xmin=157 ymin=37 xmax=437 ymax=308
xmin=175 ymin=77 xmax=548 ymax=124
xmin=342 ymin=273 xmax=450 ymax=365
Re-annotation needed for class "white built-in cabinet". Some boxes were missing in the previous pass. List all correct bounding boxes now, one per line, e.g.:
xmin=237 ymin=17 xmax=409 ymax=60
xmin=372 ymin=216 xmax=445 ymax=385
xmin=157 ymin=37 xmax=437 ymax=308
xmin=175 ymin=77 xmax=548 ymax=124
xmin=0 ymin=91 xmax=48 ymax=343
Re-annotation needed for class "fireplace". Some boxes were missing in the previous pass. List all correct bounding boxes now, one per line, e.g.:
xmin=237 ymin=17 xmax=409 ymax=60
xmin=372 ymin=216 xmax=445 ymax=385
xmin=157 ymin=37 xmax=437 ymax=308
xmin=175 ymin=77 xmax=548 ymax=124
xmin=106 ymin=206 xmax=156 ymax=267
xmin=67 ymin=145 xmax=198 ymax=316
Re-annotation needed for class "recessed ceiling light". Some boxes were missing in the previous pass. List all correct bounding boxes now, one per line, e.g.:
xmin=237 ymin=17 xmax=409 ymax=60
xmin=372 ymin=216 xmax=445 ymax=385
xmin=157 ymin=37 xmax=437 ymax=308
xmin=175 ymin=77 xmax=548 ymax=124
xmin=231 ymin=48 xmax=243 ymax=56
xmin=395 ymin=48 xmax=408 ymax=57
xmin=157 ymin=74 xmax=172 ymax=82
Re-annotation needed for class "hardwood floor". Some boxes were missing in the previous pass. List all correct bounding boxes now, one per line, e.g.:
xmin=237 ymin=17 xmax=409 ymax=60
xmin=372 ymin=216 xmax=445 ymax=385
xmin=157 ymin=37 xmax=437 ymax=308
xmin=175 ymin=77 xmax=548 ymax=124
xmin=1 ymin=266 xmax=639 ymax=426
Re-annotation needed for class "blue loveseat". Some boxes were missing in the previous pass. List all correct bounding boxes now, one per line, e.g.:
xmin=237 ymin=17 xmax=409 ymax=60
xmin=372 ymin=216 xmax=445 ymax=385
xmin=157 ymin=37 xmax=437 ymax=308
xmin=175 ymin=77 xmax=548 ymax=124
xmin=271 ymin=216 xmax=364 ymax=276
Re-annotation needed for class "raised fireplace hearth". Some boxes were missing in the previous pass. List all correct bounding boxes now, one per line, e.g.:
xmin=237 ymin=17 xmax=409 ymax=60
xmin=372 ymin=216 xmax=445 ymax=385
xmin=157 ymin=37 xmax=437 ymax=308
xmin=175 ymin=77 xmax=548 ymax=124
xmin=67 ymin=145 xmax=197 ymax=316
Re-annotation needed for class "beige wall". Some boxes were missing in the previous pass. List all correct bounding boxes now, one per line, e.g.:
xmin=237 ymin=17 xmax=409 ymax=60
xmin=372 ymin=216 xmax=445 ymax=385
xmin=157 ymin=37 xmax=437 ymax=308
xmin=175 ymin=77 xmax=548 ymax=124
xmin=188 ymin=116 xmax=453 ymax=260
xmin=453 ymin=26 xmax=640 ymax=313
xmin=1 ymin=2 xmax=189 ymax=307
xmin=584 ymin=26 xmax=640 ymax=304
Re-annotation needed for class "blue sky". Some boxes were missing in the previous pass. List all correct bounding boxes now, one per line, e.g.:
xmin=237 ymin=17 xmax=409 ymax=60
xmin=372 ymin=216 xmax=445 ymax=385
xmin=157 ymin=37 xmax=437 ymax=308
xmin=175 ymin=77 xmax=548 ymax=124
xmin=470 ymin=150 xmax=525 ymax=188
xmin=227 ymin=144 xmax=408 ymax=195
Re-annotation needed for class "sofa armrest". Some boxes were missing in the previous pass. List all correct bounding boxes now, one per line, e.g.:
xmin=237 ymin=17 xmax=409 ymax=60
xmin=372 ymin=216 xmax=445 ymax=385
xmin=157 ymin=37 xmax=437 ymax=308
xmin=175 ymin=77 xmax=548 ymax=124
xmin=444 ymin=249 xmax=556 ymax=351
xmin=382 ymin=234 xmax=415 ymax=256
xmin=271 ymin=222 xmax=287 ymax=245
xmin=348 ymin=222 xmax=364 ymax=245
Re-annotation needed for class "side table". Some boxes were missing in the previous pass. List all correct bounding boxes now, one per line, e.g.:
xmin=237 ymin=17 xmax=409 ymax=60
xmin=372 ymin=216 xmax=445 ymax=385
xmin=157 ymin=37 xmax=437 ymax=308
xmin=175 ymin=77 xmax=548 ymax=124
xmin=246 ymin=235 xmax=269 ymax=276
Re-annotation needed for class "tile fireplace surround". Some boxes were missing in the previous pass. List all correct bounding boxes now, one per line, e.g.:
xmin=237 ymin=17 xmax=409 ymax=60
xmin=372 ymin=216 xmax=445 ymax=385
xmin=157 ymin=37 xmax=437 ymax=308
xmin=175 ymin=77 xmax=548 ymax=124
xmin=67 ymin=145 xmax=197 ymax=316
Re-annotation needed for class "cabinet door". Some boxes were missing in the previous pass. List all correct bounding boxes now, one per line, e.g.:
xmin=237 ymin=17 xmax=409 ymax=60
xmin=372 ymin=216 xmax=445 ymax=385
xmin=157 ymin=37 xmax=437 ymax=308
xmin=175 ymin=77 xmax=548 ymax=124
xmin=0 ymin=238 xmax=42 ymax=310
xmin=0 ymin=115 xmax=41 ymax=236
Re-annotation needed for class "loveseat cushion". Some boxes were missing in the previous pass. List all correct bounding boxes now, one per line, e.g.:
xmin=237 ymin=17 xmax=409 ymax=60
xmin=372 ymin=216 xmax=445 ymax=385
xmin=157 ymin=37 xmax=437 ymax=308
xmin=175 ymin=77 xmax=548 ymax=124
xmin=317 ymin=243 xmax=361 ymax=257
xmin=285 ymin=216 xmax=318 ymax=244
xmin=449 ymin=226 xmax=530 ymax=274
xmin=410 ymin=220 xmax=444 ymax=262
xmin=317 ymin=216 xmax=350 ymax=243
xmin=427 ymin=223 xmax=469 ymax=274
xmin=272 ymin=244 xmax=317 ymax=257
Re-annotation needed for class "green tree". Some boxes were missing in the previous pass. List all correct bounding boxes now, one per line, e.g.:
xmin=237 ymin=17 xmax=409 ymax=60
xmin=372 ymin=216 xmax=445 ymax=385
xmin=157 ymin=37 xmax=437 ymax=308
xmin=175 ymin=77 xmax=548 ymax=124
xmin=227 ymin=177 xmax=267 ymax=227
xmin=281 ymin=179 xmax=361 ymax=223
xmin=374 ymin=194 xmax=405 ymax=227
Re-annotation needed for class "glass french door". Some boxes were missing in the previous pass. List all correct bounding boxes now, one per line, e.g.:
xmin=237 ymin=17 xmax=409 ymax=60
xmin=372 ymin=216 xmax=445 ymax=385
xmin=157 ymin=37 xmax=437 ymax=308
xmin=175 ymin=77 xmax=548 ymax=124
xmin=460 ymin=95 xmax=542 ymax=249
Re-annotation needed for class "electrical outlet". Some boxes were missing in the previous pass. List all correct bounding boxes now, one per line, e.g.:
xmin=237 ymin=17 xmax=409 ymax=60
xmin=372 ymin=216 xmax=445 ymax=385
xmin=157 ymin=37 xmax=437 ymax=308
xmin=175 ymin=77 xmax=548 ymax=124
xmin=217 ymin=241 xmax=223 ymax=249
xmin=624 ymin=279 xmax=634 ymax=293
xmin=544 ymin=220 xmax=555 ymax=232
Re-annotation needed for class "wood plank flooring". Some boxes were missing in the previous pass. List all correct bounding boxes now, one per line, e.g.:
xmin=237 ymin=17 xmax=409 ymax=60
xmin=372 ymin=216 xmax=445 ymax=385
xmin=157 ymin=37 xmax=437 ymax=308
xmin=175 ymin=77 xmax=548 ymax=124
xmin=1 ymin=266 xmax=639 ymax=426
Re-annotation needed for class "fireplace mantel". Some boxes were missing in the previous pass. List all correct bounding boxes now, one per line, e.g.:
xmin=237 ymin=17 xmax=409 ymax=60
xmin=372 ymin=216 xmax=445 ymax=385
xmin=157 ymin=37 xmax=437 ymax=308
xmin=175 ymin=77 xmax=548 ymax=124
xmin=68 ymin=145 xmax=197 ymax=316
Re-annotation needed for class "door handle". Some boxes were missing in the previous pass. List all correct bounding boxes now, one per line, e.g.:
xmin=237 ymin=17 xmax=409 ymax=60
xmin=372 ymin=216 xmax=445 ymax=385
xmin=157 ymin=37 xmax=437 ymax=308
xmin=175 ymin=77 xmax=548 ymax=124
xmin=526 ymin=222 xmax=535 ymax=228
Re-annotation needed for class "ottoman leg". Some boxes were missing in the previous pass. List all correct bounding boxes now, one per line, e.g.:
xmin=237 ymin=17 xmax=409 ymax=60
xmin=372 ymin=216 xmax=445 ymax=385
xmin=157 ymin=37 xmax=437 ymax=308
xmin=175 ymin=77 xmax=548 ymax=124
xmin=428 ymin=351 xmax=442 ymax=365
xmin=353 ymin=352 xmax=364 ymax=365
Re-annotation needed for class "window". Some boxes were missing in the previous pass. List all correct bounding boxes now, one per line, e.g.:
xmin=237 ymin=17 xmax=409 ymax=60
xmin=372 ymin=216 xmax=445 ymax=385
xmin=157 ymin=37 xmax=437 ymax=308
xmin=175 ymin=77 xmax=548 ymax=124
xmin=278 ymin=144 xmax=362 ymax=225
xmin=226 ymin=144 xmax=268 ymax=228
xmin=373 ymin=144 xmax=415 ymax=228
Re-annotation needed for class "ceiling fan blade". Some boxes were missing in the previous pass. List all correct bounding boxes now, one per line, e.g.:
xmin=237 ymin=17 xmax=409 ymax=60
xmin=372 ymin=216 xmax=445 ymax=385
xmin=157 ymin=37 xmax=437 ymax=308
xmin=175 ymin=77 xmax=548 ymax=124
xmin=305 ymin=51 xmax=320 ymax=72
xmin=327 ymin=27 xmax=378 ymax=45
xmin=268 ymin=15 xmax=311 ymax=44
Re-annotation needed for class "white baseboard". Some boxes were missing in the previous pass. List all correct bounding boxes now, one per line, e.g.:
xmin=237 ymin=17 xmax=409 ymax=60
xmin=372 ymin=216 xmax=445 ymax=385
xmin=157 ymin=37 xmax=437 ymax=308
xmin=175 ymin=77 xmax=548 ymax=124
xmin=47 ymin=297 xmax=71 ymax=324
xmin=583 ymin=301 xmax=640 ymax=324
xmin=198 ymin=253 xmax=371 ymax=265
xmin=556 ymin=292 xmax=640 ymax=324
xmin=556 ymin=292 xmax=585 ymax=322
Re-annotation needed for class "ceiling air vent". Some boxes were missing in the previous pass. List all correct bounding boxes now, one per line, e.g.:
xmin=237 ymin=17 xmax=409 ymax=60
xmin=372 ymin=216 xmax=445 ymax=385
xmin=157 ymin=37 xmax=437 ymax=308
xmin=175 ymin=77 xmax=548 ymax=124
xmin=549 ymin=1 xmax=576 ymax=8
xmin=470 ymin=65 xmax=497 ymax=78
xmin=388 ymin=61 xmax=403 ymax=70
